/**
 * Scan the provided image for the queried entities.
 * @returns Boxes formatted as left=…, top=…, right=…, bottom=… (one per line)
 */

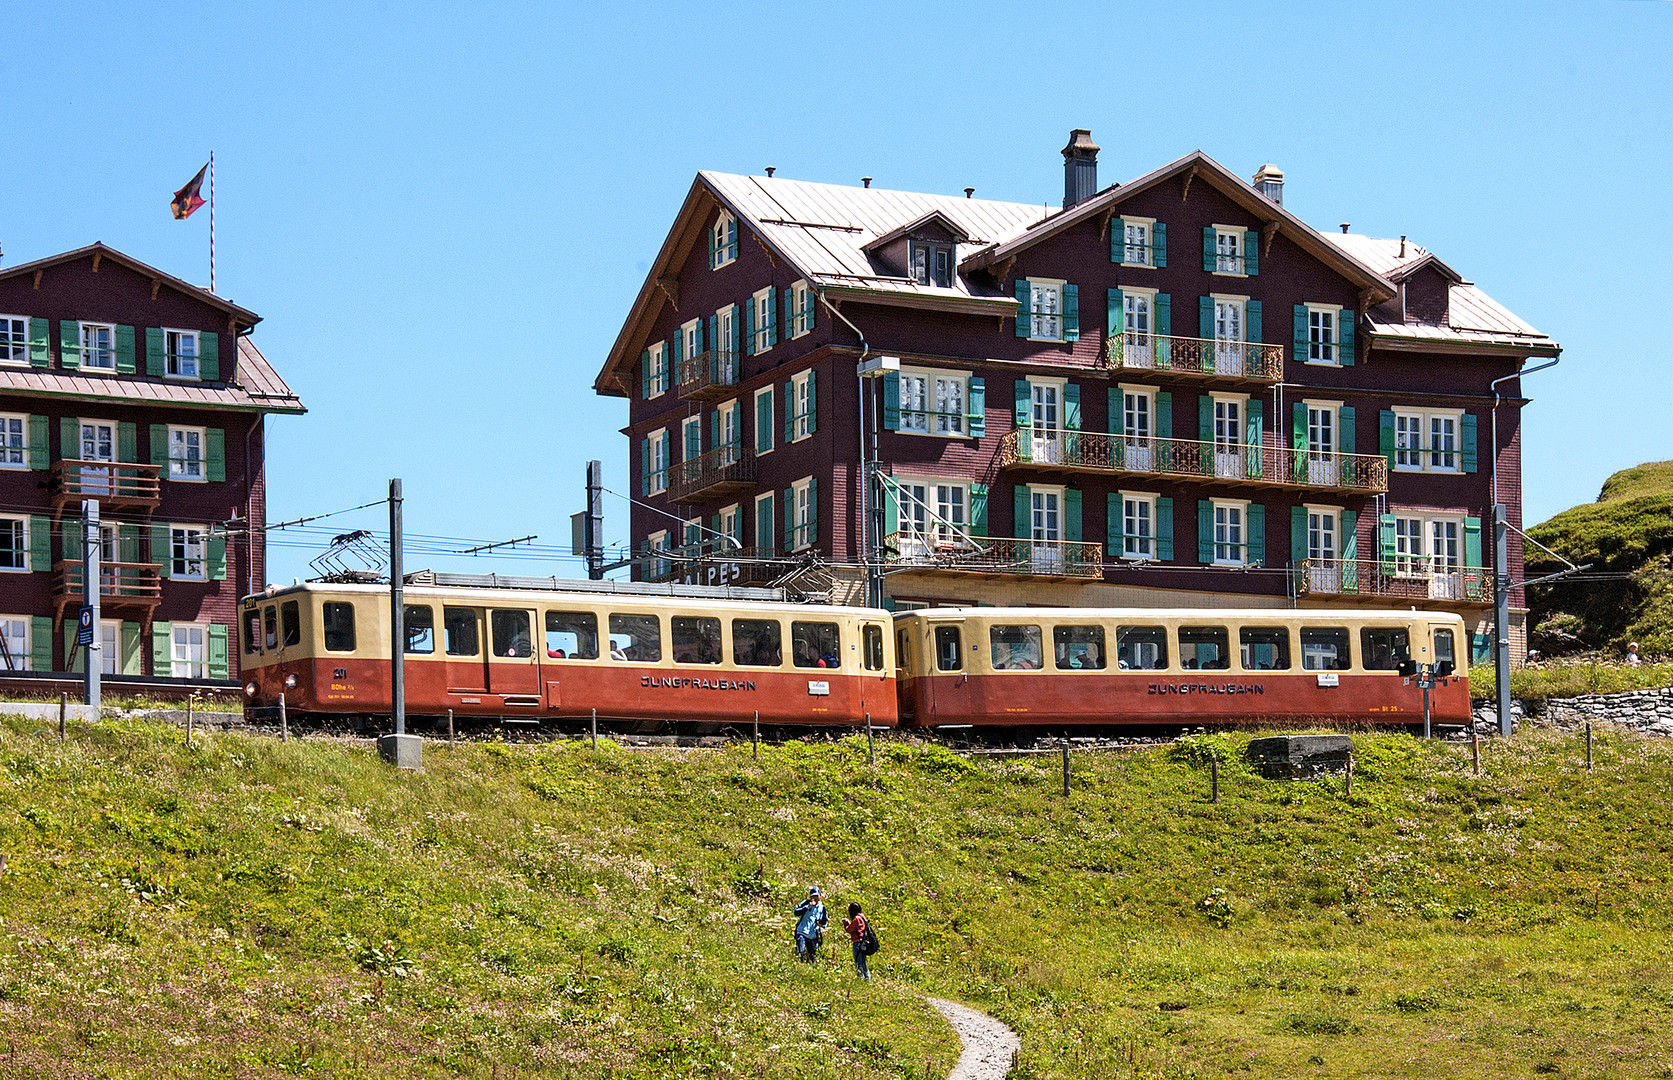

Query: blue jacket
left=795, top=899, right=827, bottom=938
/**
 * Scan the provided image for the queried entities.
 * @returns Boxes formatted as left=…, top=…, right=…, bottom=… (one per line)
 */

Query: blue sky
left=4, top=0, right=1668, bottom=583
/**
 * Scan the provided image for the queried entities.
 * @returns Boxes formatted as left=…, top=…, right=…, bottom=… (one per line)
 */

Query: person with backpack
left=843, top=901, right=877, bottom=980
left=794, top=887, right=828, bottom=963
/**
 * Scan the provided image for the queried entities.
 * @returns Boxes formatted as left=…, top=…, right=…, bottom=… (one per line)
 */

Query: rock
left=1245, top=735, right=1353, bottom=780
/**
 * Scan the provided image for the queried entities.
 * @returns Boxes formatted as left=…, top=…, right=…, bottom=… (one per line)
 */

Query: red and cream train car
left=240, top=581, right=897, bottom=727
left=893, top=607, right=1469, bottom=729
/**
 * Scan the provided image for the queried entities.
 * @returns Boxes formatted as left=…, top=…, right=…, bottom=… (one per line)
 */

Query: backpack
left=861, top=920, right=880, bottom=956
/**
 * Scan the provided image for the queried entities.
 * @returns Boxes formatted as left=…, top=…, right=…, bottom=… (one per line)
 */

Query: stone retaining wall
left=1540, top=687, right=1673, bottom=737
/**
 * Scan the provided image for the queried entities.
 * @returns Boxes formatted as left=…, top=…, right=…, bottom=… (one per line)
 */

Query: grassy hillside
left=1528, top=460, right=1673, bottom=656
left=3, top=718, right=1673, bottom=1079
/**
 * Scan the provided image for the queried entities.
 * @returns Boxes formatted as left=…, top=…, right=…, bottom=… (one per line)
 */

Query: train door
left=926, top=620, right=970, bottom=723
left=487, top=608, right=539, bottom=697
left=858, top=621, right=887, bottom=716
left=442, top=606, right=487, bottom=692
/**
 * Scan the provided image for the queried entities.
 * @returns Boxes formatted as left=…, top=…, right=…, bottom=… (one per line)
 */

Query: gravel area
left=927, top=997, right=1020, bottom=1080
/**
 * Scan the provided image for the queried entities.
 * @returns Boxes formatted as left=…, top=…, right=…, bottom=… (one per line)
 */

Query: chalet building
left=0, top=243, right=304, bottom=685
left=593, top=134, right=1556, bottom=657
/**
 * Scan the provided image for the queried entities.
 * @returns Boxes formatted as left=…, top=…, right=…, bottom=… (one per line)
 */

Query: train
left=239, top=576, right=1471, bottom=731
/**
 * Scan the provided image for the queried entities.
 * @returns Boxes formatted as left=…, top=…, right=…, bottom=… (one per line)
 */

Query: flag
left=171, top=164, right=207, bottom=220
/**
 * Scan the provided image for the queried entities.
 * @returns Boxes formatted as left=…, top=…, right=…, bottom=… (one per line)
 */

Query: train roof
left=891, top=606, right=1467, bottom=623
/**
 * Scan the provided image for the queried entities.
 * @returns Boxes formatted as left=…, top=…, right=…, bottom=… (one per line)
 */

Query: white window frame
left=1212, top=499, right=1249, bottom=567
left=715, top=304, right=738, bottom=382
left=1304, top=304, right=1338, bottom=365
left=712, top=212, right=737, bottom=269
left=0, top=412, right=26, bottom=470
left=909, top=240, right=954, bottom=288
left=752, top=287, right=774, bottom=353
left=717, top=399, right=740, bottom=455
left=1120, top=287, right=1157, bottom=367
left=896, top=476, right=970, bottom=548
left=80, top=322, right=116, bottom=370
left=1026, top=277, right=1066, bottom=342
left=753, top=387, right=775, bottom=456
left=79, top=419, right=116, bottom=467
left=1392, top=408, right=1464, bottom=473
left=790, top=477, right=814, bottom=551
left=0, top=515, right=27, bottom=572
left=754, top=492, right=775, bottom=551
left=97, top=619, right=119, bottom=676
left=647, top=429, right=670, bottom=495
left=1212, top=226, right=1246, bottom=276
left=171, top=524, right=207, bottom=581
left=1306, top=504, right=1341, bottom=562
left=167, top=425, right=206, bottom=482
left=171, top=622, right=209, bottom=679
left=0, top=315, right=28, bottom=366
left=0, top=615, right=31, bottom=670
left=717, top=503, right=741, bottom=551
left=681, top=319, right=701, bottom=364
left=897, top=367, right=969, bottom=437
left=1120, top=216, right=1156, bottom=268
left=1390, top=511, right=1466, bottom=577
left=790, top=372, right=813, bottom=442
left=790, top=281, right=812, bottom=338
left=1119, top=490, right=1157, bottom=561
left=647, top=342, right=668, bottom=399
left=647, top=529, right=670, bottom=579
left=163, top=328, right=200, bottom=380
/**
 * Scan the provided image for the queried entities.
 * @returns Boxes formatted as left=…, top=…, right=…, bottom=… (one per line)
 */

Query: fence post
left=866, top=712, right=874, bottom=766
left=58, top=691, right=67, bottom=742
left=447, top=707, right=454, bottom=749
left=591, top=708, right=598, bottom=749
left=1211, top=755, right=1219, bottom=804
left=279, top=692, right=289, bottom=742
left=1345, top=752, right=1353, bottom=797
left=186, top=692, right=194, bottom=747
left=1586, top=722, right=1593, bottom=772
left=1061, top=738, right=1071, bottom=798
left=753, top=710, right=759, bottom=760
left=1471, top=720, right=1480, bottom=776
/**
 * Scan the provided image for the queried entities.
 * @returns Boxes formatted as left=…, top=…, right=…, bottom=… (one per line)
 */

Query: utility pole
left=379, top=478, right=419, bottom=769
left=1493, top=504, right=1512, bottom=737
left=81, top=499, right=100, bottom=708
left=586, top=460, right=604, bottom=580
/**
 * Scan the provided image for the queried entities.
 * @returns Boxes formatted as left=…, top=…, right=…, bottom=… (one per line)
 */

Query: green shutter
left=1155, top=391, right=1171, bottom=439
left=1108, top=388, right=1123, bottom=437
left=27, top=415, right=48, bottom=469
left=1014, top=280, right=1031, bottom=338
left=1461, top=413, right=1478, bottom=473
left=206, top=428, right=225, bottom=482
left=29, top=515, right=49, bottom=571
left=1379, top=513, right=1397, bottom=573
left=1064, top=383, right=1081, bottom=431
left=152, top=622, right=172, bottom=676
left=783, top=380, right=794, bottom=442
left=1109, top=220, right=1121, bottom=263
left=765, top=287, right=778, bottom=347
left=805, top=286, right=817, bottom=331
left=118, top=524, right=139, bottom=564
left=1339, top=406, right=1355, bottom=454
left=1341, top=508, right=1358, bottom=562
left=685, top=419, right=700, bottom=461
left=114, top=325, right=135, bottom=374
left=200, top=331, right=220, bottom=380
left=1153, top=222, right=1167, bottom=268
left=1198, top=500, right=1214, bottom=563
left=1292, top=506, right=1309, bottom=564
left=1198, top=395, right=1213, bottom=441
left=640, top=348, right=651, bottom=398
left=28, top=318, right=50, bottom=367
left=968, top=377, right=985, bottom=437
left=117, top=422, right=136, bottom=464
left=1246, top=300, right=1261, bottom=344
left=1014, top=485, right=1030, bottom=540
left=670, top=331, right=682, bottom=370
left=150, top=424, right=169, bottom=468
left=60, top=417, right=78, bottom=461
left=1156, top=497, right=1174, bottom=560
left=636, top=439, right=647, bottom=496
left=1379, top=410, right=1396, bottom=467
left=726, top=217, right=737, bottom=261
left=1244, top=230, right=1259, bottom=276
left=1464, top=517, right=1483, bottom=568
left=32, top=616, right=53, bottom=672
left=970, top=483, right=989, bottom=537
left=808, top=477, right=819, bottom=545
left=882, top=478, right=899, bottom=538
left=709, top=410, right=719, bottom=454
left=1202, top=227, right=1217, bottom=272
left=151, top=523, right=171, bottom=578
left=805, top=372, right=817, bottom=434
left=1155, top=293, right=1172, bottom=367
left=1292, top=403, right=1309, bottom=483
left=783, top=487, right=794, bottom=551
left=744, top=296, right=757, bottom=356
left=59, top=321, right=79, bottom=370
left=1246, top=399, right=1263, bottom=480
left=707, top=220, right=718, bottom=269
left=207, top=533, right=227, bottom=580
left=757, top=493, right=774, bottom=553
left=1339, top=310, right=1355, bottom=366
left=63, top=522, right=81, bottom=562
left=1107, top=288, right=1124, bottom=355
left=1107, top=492, right=1121, bottom=552
left=782, top=287, right=795, bottom=339
left=729, top=305, right=742, bottom=358
left=705, top=314, right=716, bottom=358
left=1013, top=380, right=1030, bottom=428
left=1294, top=305, right=1309, bottom=359
left=146, top=327, right=166, bottom=377
left=882, top=370, right=900, bottom=429
left=1199, top=296, right=1213, bottom=340
left=756, top=390, right=773, bottom=453
left=1247, top=504, right=1264, bottom=565
left=1062, top=284, right=1079, bottom=341
left=1065, top=489, right=1082, bottom=543
left=120, top=622, right=143, bottom=675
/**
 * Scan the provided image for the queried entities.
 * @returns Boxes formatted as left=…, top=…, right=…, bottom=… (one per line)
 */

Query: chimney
left=1061, top=129, right=1099, bottom=209
left=861, top=176, right=872, bottom=189
left=1253, top=164, right=1284, bottom=206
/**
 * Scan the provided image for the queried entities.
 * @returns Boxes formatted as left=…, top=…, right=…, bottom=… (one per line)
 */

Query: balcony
left=998, top=430, right=1388, bottom=494
left=666, top=445, right=756, bottom=505
left=52, top=560, right=163, bottom=622
left=883, top=533, right=1105, bottom=579
left=676, top=349, right=740, bottom=401
left=1105, top=332, right=1284, bottom=385
left=50, top=459, right=162, bottom=514
left=1293, top=558, right=1490, bottom=604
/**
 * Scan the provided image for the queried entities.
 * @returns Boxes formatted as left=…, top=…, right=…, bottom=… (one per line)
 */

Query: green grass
left=1471, top=658, right=1673, bottom=702
left=3, top=719, right=1673, bottom=1078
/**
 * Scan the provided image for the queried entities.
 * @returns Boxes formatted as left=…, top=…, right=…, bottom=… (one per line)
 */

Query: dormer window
left=909, top=241, right=953, bottom=288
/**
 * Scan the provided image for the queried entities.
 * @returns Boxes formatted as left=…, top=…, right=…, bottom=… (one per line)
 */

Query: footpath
left=928, top=998, right=1021, bottom=1080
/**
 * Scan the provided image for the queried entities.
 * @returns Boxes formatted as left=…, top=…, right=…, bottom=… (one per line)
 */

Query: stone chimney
left=1062, top=129, right=1099, bottom=210
left=1253, top=164, right=1284, bottom=206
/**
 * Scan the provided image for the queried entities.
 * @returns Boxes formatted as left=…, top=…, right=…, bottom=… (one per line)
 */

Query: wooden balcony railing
left=666, top=444, right=755, bottom=505
left=998, top=430, right=1388, bottom=493
left=52, top=561, right=164, bottom=618
left=1105, top=332, right=1285, bottom=383
left=882, top=533, right=1105, bottom=579
left=676, top=349, right=739, bottom=401
left=50, top=459, right=162, bottom=512
left=1293, top=558, right=1490, bottom=603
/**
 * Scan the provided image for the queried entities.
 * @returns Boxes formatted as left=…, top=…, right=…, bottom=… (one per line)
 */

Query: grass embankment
left=1470, top=658, right=1673, bottom=703
left=3, top=719, right=1673, bottom=1079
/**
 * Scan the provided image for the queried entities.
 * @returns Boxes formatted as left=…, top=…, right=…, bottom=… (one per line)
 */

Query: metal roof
left=0, top=334, right=306, bottom=414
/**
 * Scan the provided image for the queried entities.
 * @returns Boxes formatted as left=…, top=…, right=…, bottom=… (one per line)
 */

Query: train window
left=1240, top=627, right=1291, bottom=670
left=264, top=606, right=278, bottom=650
left=322, top=602, right=356, bottom=653
left=444, top=607, right=480, bottom=656
left=792, top=622, right=841, bottom=669
left=672, top=616, right=723, bottom=664
left=492, top=610, right=532, bottom=658
left=545, top=611, right=599, bottom=659
left=404, top=605, right=435, bottom=654
left=243, top=610, right=261, bottom=655
left=990, top=625, right=1043, bottom=670
left=608, top=613, right=661, bottom=662
left=1116, top=626, right=1168, bottom=670
left=863, top=624, right=885, bottom=672
left=934, top=626, right=962, bottom=671
left=1301, top=627, right=1351, bottom=670
left=1434, top=628, right=1456, bottom=667
left=1179, top=627, right=1231, bottom=670
left=281, top=601, right=300, bottom=647
left=1053, top=625, right=1106, bottom=670
left=897, top=628, right=912, bottom=672
left=1360, top=627, right=1411, bottom=671
left=732, top=619, right=783, bottom=667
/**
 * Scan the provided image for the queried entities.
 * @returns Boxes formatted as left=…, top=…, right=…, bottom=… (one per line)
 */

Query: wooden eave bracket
left=150, top=278, right=162, bottom=300
left=90, top=252, right=102, bottom=272
left=1261, top=220, right=1279, bottom=256
left=1098, top=206, right=1117, bottom=243
left=1357, top=288, right=1374, bottom=316
left=753, top=231, right=778, bottom=267
left=656, top=275, right=680, bottom=310
left=991, top=256, right=1015, bottom=283
left=31, top=270, right=41, bottom=290
left=227, top=315, right=240, bottom=335
left=1180, top=166, right=1198, bottom=202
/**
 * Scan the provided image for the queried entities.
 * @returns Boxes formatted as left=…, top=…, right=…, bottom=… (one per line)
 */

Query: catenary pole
left=389, top=478, right=404, bottom=736
left=83, top=499, right=100, bottom=708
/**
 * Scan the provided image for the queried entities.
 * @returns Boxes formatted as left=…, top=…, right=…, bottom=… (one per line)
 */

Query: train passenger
left=794, top=887, right=828, bottom=962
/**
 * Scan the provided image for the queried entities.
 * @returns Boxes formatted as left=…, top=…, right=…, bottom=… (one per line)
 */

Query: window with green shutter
left=967, top=377, right=985, bottom=437
left=114, top=325, right=136, bottom=374
left=1013, top=280, right=1031, bottom=338
left=970, top=483, right=988, bottom=537
left=200, top=331, right=220, bottom=381
left=1062, top=284, right=1079, bottom=342
left=1156, top=496, right=1174, bottom=560
left=28, top=318, right=50, bottom=367
left=882, top=370, right=900, bottom=430
left=152, top=621, right=172, bottom=675
left=755, top=388, right=774, bottom=454
left=59, top=321, right=80, bottom=370
left=31, top=616, right=53, bottom=672
left=26, top=415, right=48, bottom=470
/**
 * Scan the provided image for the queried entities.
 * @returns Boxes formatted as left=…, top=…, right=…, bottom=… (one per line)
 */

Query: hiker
left=843, top=902, right=872, bottom=980
left=1626, top=642, right=1643, bottom=667
left=794, top=887, right=827, bottom=962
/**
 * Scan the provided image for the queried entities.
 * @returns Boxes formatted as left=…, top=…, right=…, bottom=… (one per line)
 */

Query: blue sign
left=76, top=606, right=94, bottom=647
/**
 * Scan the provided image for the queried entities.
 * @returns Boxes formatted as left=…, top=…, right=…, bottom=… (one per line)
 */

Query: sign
left=76, top=606, right=94, bottom=647
left=807, top=681, right=830, bottom=696
left=1316, top=672, right=1340, bottom=688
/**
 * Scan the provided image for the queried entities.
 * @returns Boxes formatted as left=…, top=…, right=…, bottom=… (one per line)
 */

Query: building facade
left=0, top=243, right=304, bottom=685
left=594, top=137, right=1555, bottom=656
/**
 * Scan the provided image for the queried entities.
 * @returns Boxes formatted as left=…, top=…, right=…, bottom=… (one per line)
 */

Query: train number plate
left=807, top=681, right=830, bottom=696
left=1316, top=673, right=1340, bottom=687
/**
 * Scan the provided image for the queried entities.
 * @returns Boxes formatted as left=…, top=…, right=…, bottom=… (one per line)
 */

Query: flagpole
left=208, top=151, right=216, bottom=294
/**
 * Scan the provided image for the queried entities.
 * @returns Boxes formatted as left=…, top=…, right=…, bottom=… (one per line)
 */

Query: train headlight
left=244, top=683, right=256, bottom=697
left=284, top=674, right=298, bottom=689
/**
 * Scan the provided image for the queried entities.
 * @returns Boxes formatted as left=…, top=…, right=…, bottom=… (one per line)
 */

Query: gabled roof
left=861, top=210, right=972, bottom=252
left=0, top=242, right=262, bottom=327
left=958, top=150, right=1397, bottom=302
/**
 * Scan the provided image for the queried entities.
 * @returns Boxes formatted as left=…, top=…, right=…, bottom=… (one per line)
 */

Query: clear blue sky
left=4, top=0, right=1667, bottom=584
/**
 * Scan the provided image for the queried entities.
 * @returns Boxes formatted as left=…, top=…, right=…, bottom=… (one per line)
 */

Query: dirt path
left=927, top=997, right=1020, bottom=1080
